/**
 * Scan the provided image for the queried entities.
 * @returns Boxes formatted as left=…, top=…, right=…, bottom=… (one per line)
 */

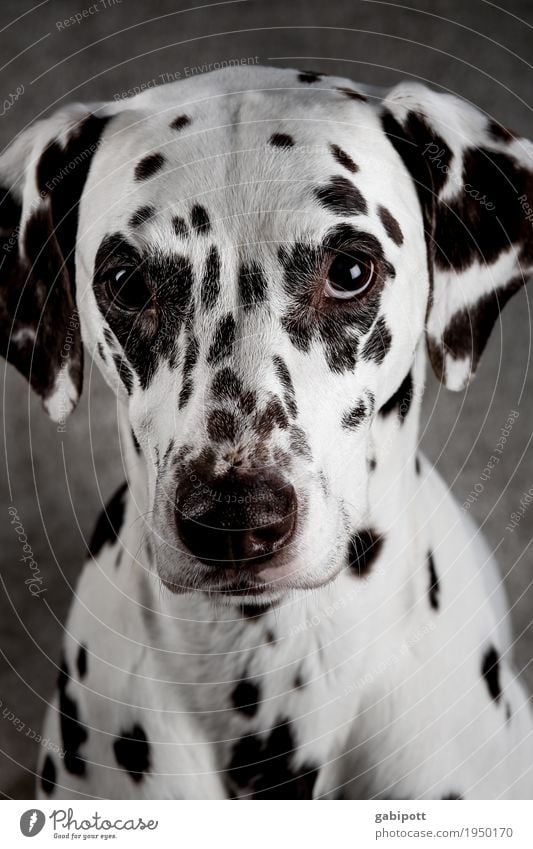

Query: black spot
left=314, top=175, right=367, bottom=216
left=207, top=314, right=236, bottom=365
left=379, top=370, right=413, bottom=421
left=207, top=408, right=238, bottom=442
left=239, top=602, right=272, bottom=619
left=361, top=317, right=392, bottom=364
left=368, top=456, right=377, bottom=472
left=505, top=702, right=512, bottom=722
left=76, top=645, right=87, bottom=679
left=131, top=429, right=141, bottom=454
left=336, top=86, right=368, bottom=102
left=298, top=70, right=321, bottom=84
left=269, top=133, right=295, bottom=149
left=134, top=152, right=165, bottom=181
left=427, top=551, right=440, bottom=610
left=273, top=356, right=297, bottom=418
left=191, top=204, right=211, bottom=233
left=112, top=353, right=134, bottom=394
left=96, top=342, right=106, bottom=361
left=254, top=398, right=289, bottom=437
left=442, top=792, right=463, bottom=800
left=378, top=205, right=404, bottom=246
left=289, top=424, right=312, bottom=459
left=231, top=680, right=261, bottom=717
left=330, top=143, right=358, bottom=174
left=172, top=216, right=189, bottom=237
left=41, top=755, right=56, bottom=796
left=170, top=114, right=191, bottom=131
left=415, top=455, right=421, bottom=475
left=293, top=672, right=305, bottom=689
left=238, top=261, right=267, bottom=308
left=488, top=120, right=515, bottom=143
left=129, top=205, right=155, bottom=228
left=342, top=400, right=367, bottom=430
left=88, top=482, right=128, bottom=558
left=113, top=724, right=151, bottom=783
left=227, top=719, right=319, bottom=798
left=103, top=327, right=114, bottom=347
left=347, top=529, right=383, bottom=576
left=481, top=645, right=502, bottom=704
left=58, top=658, right=87, bottom=775
left=178, top=333, right=199, bottom=409
left=201, top=245, right=221, bottom=310
left=212, top=367, right=243, bottom=401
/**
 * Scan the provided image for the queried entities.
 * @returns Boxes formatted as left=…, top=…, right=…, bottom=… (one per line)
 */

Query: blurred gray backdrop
left=1, top=0, right=532, bottom=799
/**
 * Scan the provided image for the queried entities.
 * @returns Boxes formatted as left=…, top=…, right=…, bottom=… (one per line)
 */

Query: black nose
left=175, top=471, right=297, bottom=567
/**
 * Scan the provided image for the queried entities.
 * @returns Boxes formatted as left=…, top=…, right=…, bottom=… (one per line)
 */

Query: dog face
left=2, top=67, right=532, bottom=600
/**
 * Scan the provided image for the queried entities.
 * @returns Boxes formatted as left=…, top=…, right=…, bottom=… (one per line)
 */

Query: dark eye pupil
left=328, top=255, right=371, bottom=293
left=109, top=269, right=150, bottom=310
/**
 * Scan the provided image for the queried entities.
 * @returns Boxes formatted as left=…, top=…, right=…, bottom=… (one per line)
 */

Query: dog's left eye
left=325, top=253, right=376, bottom=300
left=106, top=268, right=152, bottom=312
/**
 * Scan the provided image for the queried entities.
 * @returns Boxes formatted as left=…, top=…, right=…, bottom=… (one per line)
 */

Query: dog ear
left=382, top=83, right=533, bottom=390
left=0, top=105, right=109, bottom=420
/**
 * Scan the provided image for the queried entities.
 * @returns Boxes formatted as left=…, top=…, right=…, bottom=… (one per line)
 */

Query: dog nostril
left=175, top=473, right=297, bottom=567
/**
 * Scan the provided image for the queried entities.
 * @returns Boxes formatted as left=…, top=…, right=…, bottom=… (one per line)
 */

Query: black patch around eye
left=207, top=314, right=236, bottom=365
left=481, top=645, right=502, bottom=704
left=172, top=216, right=189, bottom=238
left=76, top=645, right=87, bottom=678
left=170, top=114, right=191, bottom=131
left=112, top=353, right=135, bottom=394
left=207, top=408, right=238, bottom=442
left=231, top=680, right=261, bottom=717
left=191, top=204, right=211, bottom=233
left=41, top=754, right=56, bottom=796
left=201, top=245, right=221, bottom=310
left=427, top=551, right=440, bottom=610
left=273, top=356, right=297, bottom=418
left=330, top=143, right=358, bottom=174
left=347, top=529, right=383, bottom=576
left=269, top=133, right=295, bottom=148
left=178, top=333, right=199, bottom=409
left=314, top=175, right=367, bottom=216
left=379, top=370, right=413, bottom=421
left=378, top=205, right=404, bottom=246
left=342, top=401, right=367, bottom=430
left=88, top=482, right=128, bottom=559
left=298, top=70, right=322, bottom=83
left=212, top=367, right=243, bottom=401
left=134, top=152, right=166, bottom=181
left=129, top=205, right=155, bottom=228
left=58, top=657, right=87, bottom=776
left=335, top=86, right=368, bottom=102
left=113, top=724, right=151, bottom=783
left=238, top=261, right=267, bottom=308
left=361, top=317, right=392, bottom=364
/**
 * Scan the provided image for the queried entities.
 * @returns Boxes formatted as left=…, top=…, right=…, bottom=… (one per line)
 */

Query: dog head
left=2, top=67, right=531, bottom=600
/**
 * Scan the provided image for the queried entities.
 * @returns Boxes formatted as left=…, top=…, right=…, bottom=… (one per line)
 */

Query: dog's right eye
left=106, top=268, right=152, bottom=312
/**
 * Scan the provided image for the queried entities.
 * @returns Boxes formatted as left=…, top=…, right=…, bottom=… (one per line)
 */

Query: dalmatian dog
left=1, top=65, right=532, bottom=800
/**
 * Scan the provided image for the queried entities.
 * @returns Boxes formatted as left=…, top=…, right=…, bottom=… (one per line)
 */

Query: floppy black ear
left=382, top=82, right=533, bottom=390
left=0, top=106, right=109, bottom=420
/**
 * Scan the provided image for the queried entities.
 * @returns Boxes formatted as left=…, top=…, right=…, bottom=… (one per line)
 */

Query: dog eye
left=325, top=253, right=376, bottom=300
left=106, top=268, right=152, bottom=312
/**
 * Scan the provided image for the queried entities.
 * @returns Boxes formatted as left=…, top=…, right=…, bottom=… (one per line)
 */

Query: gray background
left=1, top=0, right=532, bottom=799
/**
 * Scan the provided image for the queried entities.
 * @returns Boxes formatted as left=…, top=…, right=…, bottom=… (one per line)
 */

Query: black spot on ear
left=314, top=175, right=367, bottom=216
left=232, top=680, right=261, bottom=717
left=58, top=658, right=87, bottom=775
left=378, top=205, right=404, bottom=246
left=113, top=724, right=151, bottom=783
left=269, top=133, right=295, bottom=148
left=298, top=70, right=321, bottom=83
left=170, top=114, right=191, bottom=131
left=238, top=261, right=268, bottom=308
left=482, top=645, right=502, bottom=704
left=172, top=216, right=189, bottom=237
left=379, top=370, right=413, bottom=421
left=427, top=551, right=440, bottom=610
left=347, top=529, right=383, bottom=576
left=178, top=333, right=199, bottom=409
left=207, top=408, right=238, bottom=442
left=88, top=482, right=128, bottom=558
left=134, top=152, right=166, bottom=181
left=201, top=245, right=221, bottom=310
left=76, top=645, right=87, bottom=679
left=330, top=144, right=358, bottom=174
left=207, top=314, right=236, bottom=365
left=129, top=205, right=155, bottom=228
left=342, top=400, right=367, bottom=430
left=191, top=204, right=211, bottom=233
left=41, top=755, right=56, bottom=796
left=442, top=792, right=463, bottom=800
left=273, top=356, right=297, bottom=418
left=336, top=86, right=368, bottom=102
left=362, top=317, right=392, bottom=364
